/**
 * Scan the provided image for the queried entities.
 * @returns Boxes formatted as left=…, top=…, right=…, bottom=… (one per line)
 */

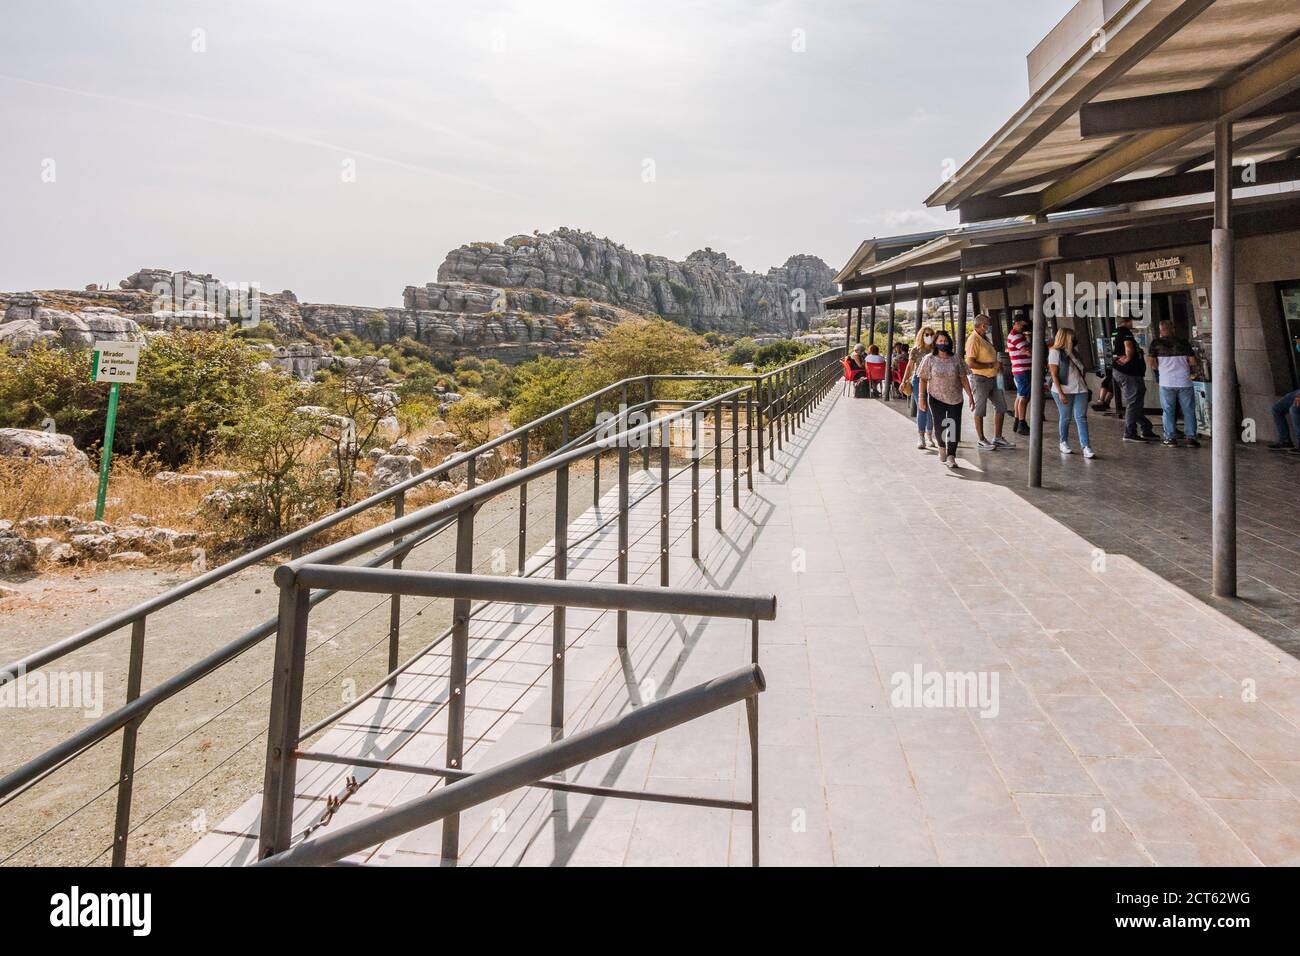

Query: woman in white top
left=1047, top=327, right=1095, bottom=459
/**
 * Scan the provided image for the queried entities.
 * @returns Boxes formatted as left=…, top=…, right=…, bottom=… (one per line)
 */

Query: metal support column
left=956, top=274, right=969, bottom=359
left=110, top=618, right=146, bottom=866
left=731, top=393, right=740, bottom=509
left=642, top=380, right=652, bottom=472
left=690, top=412, right=700, bottom=559
left=517, top=435, right=529, bottom=575
left=883, top=285, right=897, bottom=402
left=745, top=386, right=754, bottom=491
left=1212, top=118, right=1237, bottom=598
left=713, top=401, right=723, bottom=531
left=617, top=443, right=629, bottom=647
left=387, top=490, right=405, bottom=672
left=552, top=466, right=568, bottom=734
left=441, top=507, right=475, bottom=862
left=659, top=422, right=670, bottom=586
left=1028, top=261, right=1048, bottom=488
left=259, top=579, right=311, bottom=858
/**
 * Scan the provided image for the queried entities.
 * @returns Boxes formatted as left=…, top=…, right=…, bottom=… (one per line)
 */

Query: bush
left=727, top=337, right=758, bottom=366
left=753, top=340, right=809, bottom=369
left=446, top=394, right=502, bottom=447
left=219, top=390, right=333, bottom=538
left=0, top=333, right=278, bottom=469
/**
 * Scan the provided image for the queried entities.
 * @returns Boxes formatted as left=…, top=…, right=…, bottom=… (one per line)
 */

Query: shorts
left=970, top=374, right=1007, bottom=417
left=1012, top=372, right=1031, bottom=398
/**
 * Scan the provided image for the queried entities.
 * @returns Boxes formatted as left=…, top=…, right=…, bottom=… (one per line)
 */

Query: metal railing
left=0, top=345, right=845, bottom=866
left=258, top=569, right=772, bottom=866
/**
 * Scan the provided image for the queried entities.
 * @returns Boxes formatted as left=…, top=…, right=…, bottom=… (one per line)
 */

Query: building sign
left=90, top=341, right=141, bottom=384
left=1135, top=255, right=1192, bottom=285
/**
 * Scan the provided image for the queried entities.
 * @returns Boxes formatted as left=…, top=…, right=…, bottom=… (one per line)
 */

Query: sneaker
left=1059, top=441, right=1072, bottom=454
left=1083, top=446, right=1096, bottom=459
left=976, top=438, right=996, bottom=451
left=1161, top=438, right=1178, bottom=447
left=1090, top=402, right=1108, bottom=412
left=944, top=455, right=958, bottom=469
left=1186, top=437, right=1201, bottom=448
left=928, top=436, right=940, bottom=449
left=917, top=438, right=927, bottom=450
left=993, top=436, right=1016, bottom=449
left=1016, top=420, right=1031, bottom=435
left=1122, top=434, right=1150, bottom=443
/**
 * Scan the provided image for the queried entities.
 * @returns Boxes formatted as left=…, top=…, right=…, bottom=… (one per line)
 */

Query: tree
left=581, top=318, right=712, bottom=384
left=317, top=360, right=393, bottom=506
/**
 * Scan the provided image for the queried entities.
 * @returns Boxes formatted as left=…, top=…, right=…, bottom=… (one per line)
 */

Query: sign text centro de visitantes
left=91, top=340, right=141, bottom=384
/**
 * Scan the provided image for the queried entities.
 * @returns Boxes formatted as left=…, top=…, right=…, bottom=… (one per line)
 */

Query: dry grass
left=0, top=456, right=214, bottom=532
left=0, top=414, right=525, bottom=572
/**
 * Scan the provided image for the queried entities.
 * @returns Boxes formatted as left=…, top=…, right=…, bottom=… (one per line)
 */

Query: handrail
left=0, top=344, right=844, bottom=867
left=0, top=360, right=814, bottom=682
left=287, top=565, right=779, bottom=621
left=256, top=664, right=766, bottom=867
left=281, top=383, right=756, bottom=573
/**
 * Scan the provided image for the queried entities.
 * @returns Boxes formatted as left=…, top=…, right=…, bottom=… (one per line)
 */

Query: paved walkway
left=184, top=391, right=1300, bottom=866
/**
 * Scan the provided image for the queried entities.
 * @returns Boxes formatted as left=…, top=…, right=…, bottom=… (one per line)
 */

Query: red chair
left=842, top=357, right=864, bottom=396
left=865, top=361, right=887, bottom=397
left=890, top=361, right=907, bottom=398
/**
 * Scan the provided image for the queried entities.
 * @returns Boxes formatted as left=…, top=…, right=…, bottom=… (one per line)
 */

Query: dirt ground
left=0, top=470, right=578, bottom=866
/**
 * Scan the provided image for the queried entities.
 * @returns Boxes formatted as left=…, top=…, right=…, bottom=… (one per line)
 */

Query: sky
left=0, top=0, right=1078, bottom=306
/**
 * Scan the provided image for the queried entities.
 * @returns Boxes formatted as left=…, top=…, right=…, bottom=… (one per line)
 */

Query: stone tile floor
left=184, top=389, right=1300, bottom=866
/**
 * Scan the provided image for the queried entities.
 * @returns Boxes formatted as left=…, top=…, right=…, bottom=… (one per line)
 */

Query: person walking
left=904, top=326, right=939, bottom=450
left=1269, top=387, right=1300, bottom=453
left=965, top=313, right=1015, bottom=450
left=1004, top=314, right=1034, bottom=435
left=1048, top=327, right=1096, bottom=459
left=1147, top=318, right=1201, bottom=448
left=1111, top=315, right=1156, bottom=442
left=917, top=329, right=974, bottom=471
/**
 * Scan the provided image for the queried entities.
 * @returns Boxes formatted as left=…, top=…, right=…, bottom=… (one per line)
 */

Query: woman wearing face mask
left=904, top=326, right=939, bottom=450
left=1048, top=327, right=1096, bottom=459
left=917, top=329, right=975, bottom=470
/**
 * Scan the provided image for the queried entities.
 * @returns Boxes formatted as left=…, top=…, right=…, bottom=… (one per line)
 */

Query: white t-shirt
left=865, top=354, right=885, bottom=365
left=1048, top=348, right=1087, bottom=394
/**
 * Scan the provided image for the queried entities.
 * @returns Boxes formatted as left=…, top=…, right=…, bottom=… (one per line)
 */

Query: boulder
left=69, top=533, right=115, bottom=560
left=0, top=429, right=93, bottom=472
left=0, top=532, right=37, bottom=573
left=369, top=454, right=422, bottom=492
left=17, top=514, right=79, bottom=533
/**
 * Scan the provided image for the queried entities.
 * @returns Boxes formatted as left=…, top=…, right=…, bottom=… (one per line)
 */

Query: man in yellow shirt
left=964, top=314, right=1014, bottom=450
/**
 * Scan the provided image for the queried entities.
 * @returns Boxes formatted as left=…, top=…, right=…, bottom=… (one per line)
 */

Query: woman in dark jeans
left=917, top=329, right=975, bottom=470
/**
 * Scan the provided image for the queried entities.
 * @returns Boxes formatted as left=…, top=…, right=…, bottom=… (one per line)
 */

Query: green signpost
left=90, top=341, right=141, bottom=521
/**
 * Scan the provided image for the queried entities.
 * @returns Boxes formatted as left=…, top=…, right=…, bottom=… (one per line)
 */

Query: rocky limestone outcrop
left=0, top=428, right=93, bottom=473
left=1, top=233, right=835, bottom=368
left=433, top=229, right=837, bottom=336
left=0, top=299, right=146, bottom=352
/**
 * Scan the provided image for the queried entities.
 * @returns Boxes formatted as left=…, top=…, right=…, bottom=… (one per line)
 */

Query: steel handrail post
left=258, top=574, right=312, bottom=858
left=442, top=507, right=475, bottom=863
left=109, top=617, right=146, bottom=866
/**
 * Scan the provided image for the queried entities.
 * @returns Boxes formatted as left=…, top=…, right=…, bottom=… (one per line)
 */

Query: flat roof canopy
left=928, top=0, right=1300, bottom=223
left=823, top=273, right=1013, bottom=310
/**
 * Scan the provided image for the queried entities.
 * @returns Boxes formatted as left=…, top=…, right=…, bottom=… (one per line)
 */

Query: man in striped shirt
left=1004, top=314, right=1034, bottom=436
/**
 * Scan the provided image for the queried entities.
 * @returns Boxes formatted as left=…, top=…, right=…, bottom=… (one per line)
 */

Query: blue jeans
left=913, top=376, right=932, bottom=433
left=1053, top=391, right=1090, bottom=448
left=1160, top=385, right=1196, bottom=441
left=1272, top=388, right=1300, bottom=446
